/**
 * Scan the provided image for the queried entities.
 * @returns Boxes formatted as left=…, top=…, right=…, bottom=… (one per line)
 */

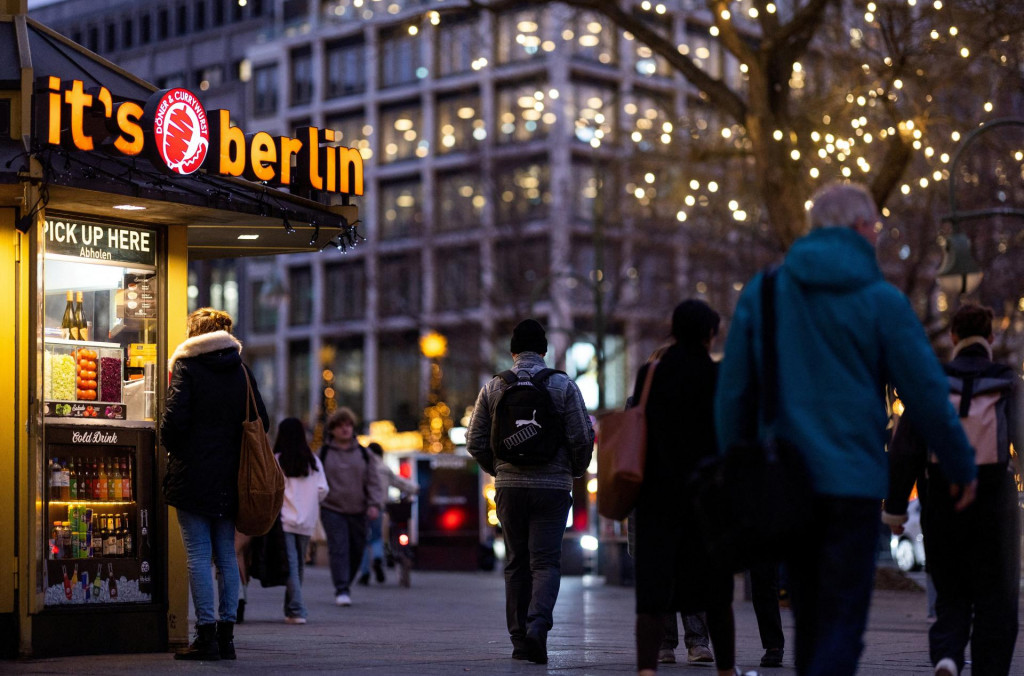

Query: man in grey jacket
left=467, top=319, right=594, bottom=664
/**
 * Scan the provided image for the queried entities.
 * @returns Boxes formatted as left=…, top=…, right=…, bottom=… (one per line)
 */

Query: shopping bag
left=596, top=362, right=657, bottom=521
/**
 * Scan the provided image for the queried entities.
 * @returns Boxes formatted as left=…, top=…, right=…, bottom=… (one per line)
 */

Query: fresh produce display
left=99, top=357, right=121, bottom=402
left=75, top=349, right=99, bottom=401
left=52, top=353, right=77, bottom=401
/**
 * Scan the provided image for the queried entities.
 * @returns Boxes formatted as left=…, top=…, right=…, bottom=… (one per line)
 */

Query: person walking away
left=467, top=319, right=594, bottom=664
left=749, top=562, right=785, bottom=667
left=658, top=613, right=715, bottom=665
left=885, top=302, right=1021, bottom=676
left=632, top=300, right=754, bottom=676
left=319, top=407, right=384, bottom=607
left=715, top=182, right=977, bottom=676
left=275, top=417, right=329, bottom=624
left=358, top=442, right=418, bottom=586
left=162, top=308, right=269, bottom=660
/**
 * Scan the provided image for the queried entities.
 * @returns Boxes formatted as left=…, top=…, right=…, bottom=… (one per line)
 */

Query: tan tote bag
left=597, top=361, right=657, bottom=521
left=236, top=367, right=285, bottom=537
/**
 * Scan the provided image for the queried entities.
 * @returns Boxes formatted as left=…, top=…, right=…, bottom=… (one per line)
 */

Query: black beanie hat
left=510, top=319, right=548, bottom=355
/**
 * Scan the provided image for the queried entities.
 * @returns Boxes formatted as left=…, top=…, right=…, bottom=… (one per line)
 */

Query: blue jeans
left=359, top=512, right=384, bottom=576
left=284, top=532, right=310, bottom=619
left=786, top=496, right=879, bottom=676
left=495, top=487, right=571, bottom=645
left=176, top=508, right=239, bottom=625
left=320, top=507, right=368, bottom=595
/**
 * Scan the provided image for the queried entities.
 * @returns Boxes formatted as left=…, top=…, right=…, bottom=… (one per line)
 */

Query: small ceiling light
left=113, top=204, right=147, bottom=211
left=237, top=234, right=260, bottom=240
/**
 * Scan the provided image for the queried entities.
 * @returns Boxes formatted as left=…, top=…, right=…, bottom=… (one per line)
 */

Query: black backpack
left=490, top=368, right=564, bottom=466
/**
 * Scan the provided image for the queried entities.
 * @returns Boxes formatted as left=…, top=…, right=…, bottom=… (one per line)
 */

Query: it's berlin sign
left=41, top=77, right=363, bottom=196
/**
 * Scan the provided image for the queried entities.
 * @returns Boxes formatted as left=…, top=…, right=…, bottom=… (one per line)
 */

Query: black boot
left=373, top=557, right=386, bottom=583
left=235, top=598, right=246, bottom=624
left=174, top=623, right=220, bottom=661
left=217, top=621, right=236, bottom=660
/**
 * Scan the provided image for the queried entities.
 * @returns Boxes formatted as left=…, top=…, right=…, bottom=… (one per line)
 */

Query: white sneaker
left=935, top=658, right=958, bottom=676
left=284, top=616, right=307, bottom=624
left=335, top=593, right=352, bottom=606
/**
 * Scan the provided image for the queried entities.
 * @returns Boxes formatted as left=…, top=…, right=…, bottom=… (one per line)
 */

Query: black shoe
left=216, top=621, right=236, bottom=660
left=235, top=598, right=245, bottom=624
left=760, top=647, right=784, bottom=668
left=512, top=647, right=530, bottom=660
left=357, top=572, right=370, bottom=586
left=174, top=624, right=220, bottom=661
left=525, top=630, right=547, bottom=664
left=373, top=558, right=386, bottom=583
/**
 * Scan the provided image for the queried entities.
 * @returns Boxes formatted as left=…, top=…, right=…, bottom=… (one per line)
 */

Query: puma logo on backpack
left=491, top=368, right=564, bottom=465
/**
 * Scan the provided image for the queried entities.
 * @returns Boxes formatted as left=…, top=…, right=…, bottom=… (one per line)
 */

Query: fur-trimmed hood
left=168, top=330, right=243, bottom=372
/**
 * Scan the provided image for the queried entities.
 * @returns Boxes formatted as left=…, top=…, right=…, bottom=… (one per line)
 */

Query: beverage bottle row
left=59, top=290, right=90, bottom=341
left=51, top=509, right=134, bottom=559
left=62, top=561, right=120, bottom=601
left=49, top=455, right=133, bottom=502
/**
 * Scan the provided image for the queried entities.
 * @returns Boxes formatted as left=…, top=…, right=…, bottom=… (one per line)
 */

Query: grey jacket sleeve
left=559, top=376, right=595, bottom=478
left=466, top=382, right=496, bottom=476
left=364, top=451, right=386, bottom=512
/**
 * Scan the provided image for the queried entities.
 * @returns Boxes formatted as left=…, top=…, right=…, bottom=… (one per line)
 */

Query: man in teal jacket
left=715, top=182, right=977, bottom=676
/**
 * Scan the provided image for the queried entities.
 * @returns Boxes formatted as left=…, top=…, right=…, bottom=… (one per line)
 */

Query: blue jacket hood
left=785, top=226, right=882, bottom=292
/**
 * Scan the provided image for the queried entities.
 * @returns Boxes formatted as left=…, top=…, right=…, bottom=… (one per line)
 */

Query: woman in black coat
left=633, top=300, right=744, bottom=676
left=161, top=308, right=269, bottom=661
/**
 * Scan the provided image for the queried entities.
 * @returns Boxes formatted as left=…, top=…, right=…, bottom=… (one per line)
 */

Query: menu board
left=122, top=274, right=157, bottom=320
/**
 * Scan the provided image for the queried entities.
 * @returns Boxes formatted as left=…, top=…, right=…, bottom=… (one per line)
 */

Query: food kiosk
left=0, top=1, right=361, bottom=657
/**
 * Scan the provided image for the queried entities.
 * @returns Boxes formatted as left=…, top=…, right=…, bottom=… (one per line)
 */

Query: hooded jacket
left=716, top=226, right=976, bottom=499
left=466, top=352, right=595, bottom=490
left=161, top=330, right=270, bottom=517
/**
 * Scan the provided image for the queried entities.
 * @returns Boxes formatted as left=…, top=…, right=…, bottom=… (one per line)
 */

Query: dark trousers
left=495, top=487, right=572, bottom=646
left=786, top=496, right=879, bottom=676
left=320, top=507, right=368, bottom=596
left=925, top=466, right=1020, bottom=676
left=661, top=612, right=710, bottom=650
left=750, top=561, right=785, bottom=650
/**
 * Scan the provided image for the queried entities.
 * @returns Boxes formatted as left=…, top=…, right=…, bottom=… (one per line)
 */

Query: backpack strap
left=957, top=376, right=974, bottom=418
left=496, top=370, right=517, bottom=385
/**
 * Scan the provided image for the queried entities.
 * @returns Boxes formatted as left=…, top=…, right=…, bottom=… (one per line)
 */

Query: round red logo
left=150, top=88, right=209, bottom=175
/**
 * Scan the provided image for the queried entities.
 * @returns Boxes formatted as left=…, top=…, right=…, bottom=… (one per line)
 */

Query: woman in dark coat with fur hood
left=161, top=308, right=269, bottom=661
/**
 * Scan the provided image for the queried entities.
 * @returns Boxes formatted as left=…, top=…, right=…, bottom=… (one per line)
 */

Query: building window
left=494, top=236, right=549, bottom=306
left=231, top=0, right=245, bottom=21
left=105, top=22, right=117, bottom=52
left=122, top=18, right=134, bottom=49
left=157, top=8, right=169, bottom=40
left=157, top=73, right=187, bottom=88
left=213, top=0, right=225, bottom=26
left=379, top=27, right=421, bottom=89
left=141, top=15, right=151, bottom=43
left=379, top=102, right=423, bottom=164
left=437, top=247, right=481, bottom=311
left=379, top=179, right=423, bottom=240
left=324, top=260, right=366, bottom=322
left=496, top=81, right=553, bottom=145
left=634, top=245, right=676, bottom=310
left=378, top=254, right=421, bottom=317
left=251, top=280, right=278, bottom=333
left=325, top=38, right=366, bottom=98
left=253, top=64, right=278, bottom=116
left=288, top=266, right=313, bottom=326
left=569, top=235, right=622, bottom=310
left=325, top=111, right=372, bottom=166
left=324, top=335, right=364, bottom=423
left=87, top=26, right=98, bottom=51
left=247, top=351, right=278, bottom=419
left=436, top=170, right=484, bottom=233
left=569, top=10, right=617, bottom=66
left=624, top=88, right=675, bottom=153
left=496, top=8, right=545, bottom=64
left=287, top=340, right=311, bottom=420
left=377, top=331, right=420, bottom=431
left=176, top=4, right=188, bottom=36
left=436, top=89, right=483, bottom=155
left=494, top=160, right=550, bottom=226
left=437, top=13, right=480, bottom=77
left=194, top=0, right=206, bottom=30
left=571, top=79, right=617, bottom=147
left=290, top=47, right=314, bottom=106
left=196, top=65, right=224, bottom=91
left=251, top=0, right=265, bottom=17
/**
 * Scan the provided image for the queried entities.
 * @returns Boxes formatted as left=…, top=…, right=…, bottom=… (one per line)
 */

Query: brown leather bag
left=236, top=367, right=285, bottom=537
left=596, top=361, right=657, bottom=521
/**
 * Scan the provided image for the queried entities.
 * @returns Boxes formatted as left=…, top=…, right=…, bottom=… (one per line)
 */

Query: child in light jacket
left=274, top=418, right=329, bottom=624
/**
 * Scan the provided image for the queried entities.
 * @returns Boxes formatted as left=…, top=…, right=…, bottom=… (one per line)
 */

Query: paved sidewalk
left=4, top=563, right=1022, bottom=674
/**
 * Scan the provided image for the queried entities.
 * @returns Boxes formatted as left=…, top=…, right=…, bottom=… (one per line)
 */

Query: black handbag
left=688, top=267, right=814, bottom=573
left=248, top=516, right=290, bottom=588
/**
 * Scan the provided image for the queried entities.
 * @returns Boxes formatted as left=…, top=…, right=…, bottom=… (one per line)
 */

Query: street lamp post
left=936, top=118, right=1024, bottom=296
left=419, top=330, right=454, bottom=453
